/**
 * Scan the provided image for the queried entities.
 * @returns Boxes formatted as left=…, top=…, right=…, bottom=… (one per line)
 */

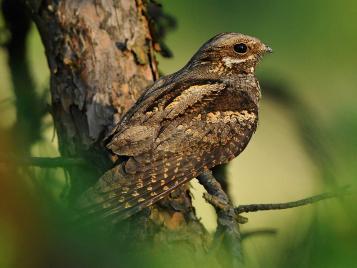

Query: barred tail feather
left=77, top=145, right=226, bottom=223
left=76, top=156, right=200, bottom=221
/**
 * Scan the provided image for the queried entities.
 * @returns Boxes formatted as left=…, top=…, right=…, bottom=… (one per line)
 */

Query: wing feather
left=78, top=82, right=258, bottom=222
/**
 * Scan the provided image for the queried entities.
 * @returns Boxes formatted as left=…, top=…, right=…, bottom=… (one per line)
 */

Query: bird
left=77, top=32, right=272, bottom=223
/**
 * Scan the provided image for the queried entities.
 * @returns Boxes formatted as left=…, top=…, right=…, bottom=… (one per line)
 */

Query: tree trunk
left=27, top=0, right=207, bottom=249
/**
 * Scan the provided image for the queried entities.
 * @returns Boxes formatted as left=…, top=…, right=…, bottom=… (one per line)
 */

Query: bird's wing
left=106, top=78, right=224, bottom=155
left=78, top=82, right=258, bottom=222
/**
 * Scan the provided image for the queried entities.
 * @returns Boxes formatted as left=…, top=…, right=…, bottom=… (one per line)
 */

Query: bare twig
left=235, top=186, right=349, bottom=214
left=241, top=228, right=277, bottom=240
left=0, top=154, right=86, bottom=168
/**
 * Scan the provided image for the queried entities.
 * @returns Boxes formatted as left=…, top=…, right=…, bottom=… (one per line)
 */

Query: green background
left=0, top=0, right=356, bottom=267
left=157, top=1, right=357, bottom=267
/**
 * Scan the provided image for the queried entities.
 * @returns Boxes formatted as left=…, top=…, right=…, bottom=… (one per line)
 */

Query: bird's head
left=190, top=32, right=272, bottom=75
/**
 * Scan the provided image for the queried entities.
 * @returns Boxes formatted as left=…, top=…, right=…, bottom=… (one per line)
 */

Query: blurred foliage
left=0, top=0, right=356, bottom=267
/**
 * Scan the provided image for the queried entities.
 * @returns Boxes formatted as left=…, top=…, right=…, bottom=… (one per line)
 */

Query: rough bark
left=27, top=0, right=207, bottom=249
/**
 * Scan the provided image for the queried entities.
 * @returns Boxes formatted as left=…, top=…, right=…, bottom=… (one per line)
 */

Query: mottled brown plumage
left=77, top=32, right=272, bottom=222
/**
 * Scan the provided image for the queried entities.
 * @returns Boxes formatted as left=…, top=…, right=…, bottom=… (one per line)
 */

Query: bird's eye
left=234, top=43, right=247, bottom=54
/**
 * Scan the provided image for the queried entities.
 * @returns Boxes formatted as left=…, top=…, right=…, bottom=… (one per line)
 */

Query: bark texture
left=30, top=0, right=159, bottom=186
left=27, top=0, right=207, bottom=249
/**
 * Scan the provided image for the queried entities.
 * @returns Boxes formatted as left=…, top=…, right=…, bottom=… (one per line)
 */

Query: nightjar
left=78, top=32, right=272, bottom=222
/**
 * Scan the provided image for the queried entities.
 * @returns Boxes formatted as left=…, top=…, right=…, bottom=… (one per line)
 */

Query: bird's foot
left=202, top=192, right=248, bottom=224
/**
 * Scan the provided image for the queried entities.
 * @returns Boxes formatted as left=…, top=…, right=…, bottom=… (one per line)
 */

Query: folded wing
left=78, top=81, right=258, bottom=222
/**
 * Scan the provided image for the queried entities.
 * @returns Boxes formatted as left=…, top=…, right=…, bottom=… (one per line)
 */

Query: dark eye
left=234, top=43, right=247, bottom=54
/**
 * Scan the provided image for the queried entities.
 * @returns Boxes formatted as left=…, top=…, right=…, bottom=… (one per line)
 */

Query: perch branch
left=241, top=228, right=277, bottom=240
left=197, top=170, right=243, bottom=265
left=0, top=154, right=86, bottom=168
left=235, top=186, right=349, bottom=214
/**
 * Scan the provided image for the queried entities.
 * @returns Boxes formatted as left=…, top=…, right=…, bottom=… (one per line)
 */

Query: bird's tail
left=75, top=161, right=196, bottom=224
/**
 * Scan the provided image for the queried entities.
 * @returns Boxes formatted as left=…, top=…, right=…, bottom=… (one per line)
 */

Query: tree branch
left=2, top=0, right=47, bottom=153
left=241, top=228, right=277, bottom=240
left=235, top=186, right=349, bottom=214
left=197, top=170, right=243, bottom=265
left=0, top=154, right=86, bottom=168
